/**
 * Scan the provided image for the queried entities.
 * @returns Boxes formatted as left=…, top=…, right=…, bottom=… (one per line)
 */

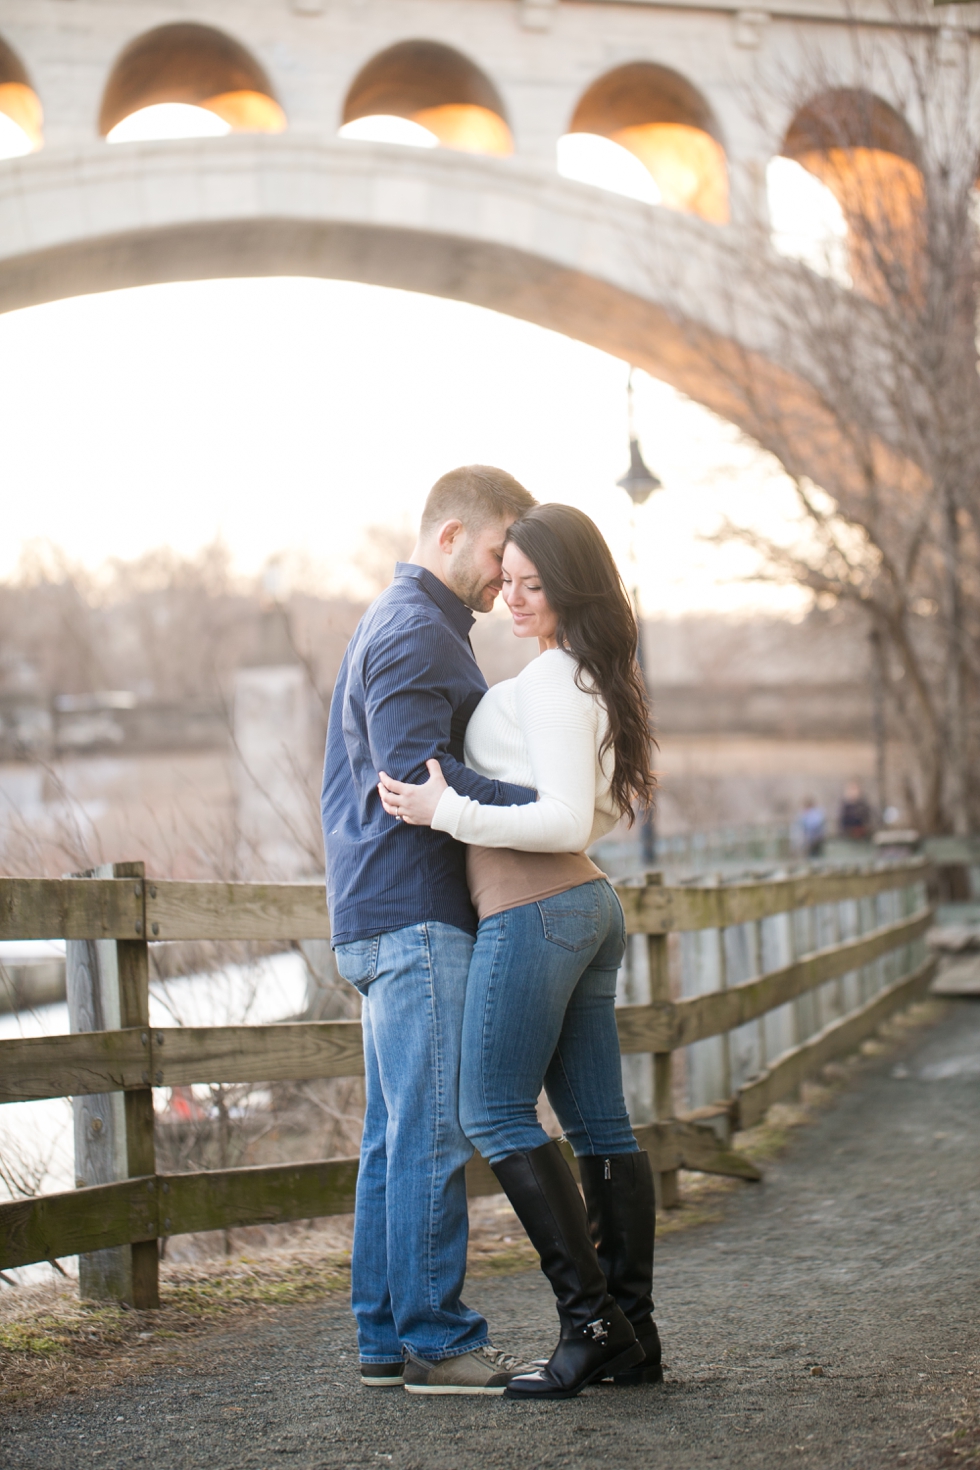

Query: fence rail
left=0, top=864, right=928, bottom=942
left=616, top=908, right=932, bottom=1054
left=0, top=858, right=935, bottom=1306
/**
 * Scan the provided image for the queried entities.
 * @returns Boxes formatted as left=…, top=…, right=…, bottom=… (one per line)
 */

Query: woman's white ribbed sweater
left=430, top=647, right=620, bottom=853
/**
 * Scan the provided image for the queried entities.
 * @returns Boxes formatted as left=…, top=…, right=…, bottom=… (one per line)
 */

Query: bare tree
left=659, top=11, right=980, bottom=832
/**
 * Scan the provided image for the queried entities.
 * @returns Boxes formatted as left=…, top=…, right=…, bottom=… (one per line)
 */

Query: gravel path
left=3, top=1001, right=979, bottom=1470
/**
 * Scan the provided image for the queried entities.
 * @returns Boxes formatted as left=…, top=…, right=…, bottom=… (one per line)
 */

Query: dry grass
left=932, top=1411, right=980, bottom=1469
left=0, top=1245, right=353, bottom=1409
left=898, top=1390, right=980, bottom=1470
left=0, top=1199, right=530, bottom=1408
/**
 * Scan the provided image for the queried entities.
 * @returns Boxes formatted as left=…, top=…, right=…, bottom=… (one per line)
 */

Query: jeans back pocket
left=334, top=935, right=381, bottom=993
left=537, top=884, right=601, bottom=952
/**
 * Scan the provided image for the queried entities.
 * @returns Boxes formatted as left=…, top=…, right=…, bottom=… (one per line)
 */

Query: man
left=839, top=781, right=872, bottom=842
left=322, top=466, right=538, bottom=1393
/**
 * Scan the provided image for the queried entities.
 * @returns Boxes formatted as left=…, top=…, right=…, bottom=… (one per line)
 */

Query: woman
left=378, top=503, right=661, bottom=1401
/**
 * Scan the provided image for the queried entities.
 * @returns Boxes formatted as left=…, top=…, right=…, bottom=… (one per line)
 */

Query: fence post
left=752, top=918, right=768, bottom=1071
left=67, top=860, right=159, bottom=1308
left=645, top=873, right=680, bottom=1209
left=716, top=919, right=732, bottom=1102
left=785, top=902, right=803, bottom=1046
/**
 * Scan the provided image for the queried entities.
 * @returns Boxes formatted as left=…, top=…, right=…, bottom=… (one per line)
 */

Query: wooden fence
left=0, top=858, right=935, bottom=1308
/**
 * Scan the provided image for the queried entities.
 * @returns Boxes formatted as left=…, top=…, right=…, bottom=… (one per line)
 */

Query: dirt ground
left=1, top=999, right=978, bottom=1470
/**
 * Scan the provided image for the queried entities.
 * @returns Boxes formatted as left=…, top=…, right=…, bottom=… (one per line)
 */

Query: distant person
left=839, top=781, right=873, bottom=841
left=797, top=797, right=826, bottom=859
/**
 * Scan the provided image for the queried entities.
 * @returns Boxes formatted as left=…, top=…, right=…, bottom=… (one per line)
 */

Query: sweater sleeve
left=430, top=652, right=599, bottom=852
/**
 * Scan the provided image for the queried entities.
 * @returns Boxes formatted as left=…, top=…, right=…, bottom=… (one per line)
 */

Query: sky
left=0, top=276, right=817, bottom=617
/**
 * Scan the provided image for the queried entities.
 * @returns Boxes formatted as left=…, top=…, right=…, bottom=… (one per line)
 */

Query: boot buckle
left=586, top=1318, right=609, bottom=1342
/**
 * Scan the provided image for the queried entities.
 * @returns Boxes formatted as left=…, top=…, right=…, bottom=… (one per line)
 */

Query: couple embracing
left=321, top=465, right=662, bottom=1400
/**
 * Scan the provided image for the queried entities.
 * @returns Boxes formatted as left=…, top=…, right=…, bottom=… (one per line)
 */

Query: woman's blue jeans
left=459, top=879, right=639, bottom=1166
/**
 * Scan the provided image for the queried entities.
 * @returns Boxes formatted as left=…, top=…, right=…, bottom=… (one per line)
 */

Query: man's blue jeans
left=334, top=921, right=489, bottom=1363
left=459, top=879, right=639, bottom=1166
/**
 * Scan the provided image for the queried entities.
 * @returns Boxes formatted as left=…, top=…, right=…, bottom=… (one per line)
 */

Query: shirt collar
left=395, top=562, right=476, bottom=638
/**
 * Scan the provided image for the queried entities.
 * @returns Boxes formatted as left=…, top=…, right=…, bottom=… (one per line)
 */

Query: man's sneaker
left=403, top=1345, right=526, bottom=1395
left=360, top=1360, right=404, bottom=1387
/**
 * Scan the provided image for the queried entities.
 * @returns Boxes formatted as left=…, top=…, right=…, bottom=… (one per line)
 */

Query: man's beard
left=446, top=547, right=500, bottom=613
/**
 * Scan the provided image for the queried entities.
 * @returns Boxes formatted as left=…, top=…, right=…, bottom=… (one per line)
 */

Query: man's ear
left=435, top=519, right=465, bottom=555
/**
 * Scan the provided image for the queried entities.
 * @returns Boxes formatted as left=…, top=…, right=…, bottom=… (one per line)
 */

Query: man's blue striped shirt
left=321, top=563, right=536, bottom=946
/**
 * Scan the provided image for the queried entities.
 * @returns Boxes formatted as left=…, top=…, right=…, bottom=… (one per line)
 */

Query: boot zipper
left=604, top=1158, right=611, bottom=1180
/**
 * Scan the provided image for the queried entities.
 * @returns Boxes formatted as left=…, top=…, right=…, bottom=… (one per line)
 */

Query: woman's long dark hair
left=506, top=503, right=656, bottom=821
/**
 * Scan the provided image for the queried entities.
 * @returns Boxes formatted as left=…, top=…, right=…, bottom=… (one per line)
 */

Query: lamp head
left=617, top=437, right=662, bottom=506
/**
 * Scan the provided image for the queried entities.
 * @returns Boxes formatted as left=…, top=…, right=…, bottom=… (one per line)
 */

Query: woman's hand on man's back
left=378, top=760, right=448, bottom=826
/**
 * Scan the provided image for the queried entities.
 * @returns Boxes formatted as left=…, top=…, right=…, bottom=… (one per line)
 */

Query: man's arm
left=363, top=622, right=535, bottom=807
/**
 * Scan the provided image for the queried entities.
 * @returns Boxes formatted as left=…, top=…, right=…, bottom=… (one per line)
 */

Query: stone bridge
left=0, top=134, right=783, bottom=437
left=0, top=0, right=966, bottom=474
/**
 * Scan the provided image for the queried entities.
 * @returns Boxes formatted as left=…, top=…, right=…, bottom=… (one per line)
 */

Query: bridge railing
left=0, top=858, right=934, bottom=1307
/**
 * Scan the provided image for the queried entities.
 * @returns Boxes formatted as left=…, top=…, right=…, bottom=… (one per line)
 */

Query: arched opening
left=779, top=89, right=922, bottom=293
left=565, top=63, right=728, bottom=222
left=341, top=41, right=512, bottom=156
left=99, top=23, right=285, bottom=142
left=766, top=157, right=848, bottom=281
left=0, top=36, right=42, bottom=158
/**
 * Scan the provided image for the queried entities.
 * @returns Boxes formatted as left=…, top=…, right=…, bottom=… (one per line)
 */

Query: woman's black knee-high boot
left=578, top=1152, right=663, bottom=1385
left=491, top=1141, right=644, bottom=1400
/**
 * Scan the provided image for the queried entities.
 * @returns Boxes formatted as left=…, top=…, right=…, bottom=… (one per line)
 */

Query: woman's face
left=501, top=543, right=559, bottom=647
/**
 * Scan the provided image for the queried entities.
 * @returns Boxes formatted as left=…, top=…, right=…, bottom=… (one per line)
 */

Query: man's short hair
left=420, top=465, right=537, bottom=537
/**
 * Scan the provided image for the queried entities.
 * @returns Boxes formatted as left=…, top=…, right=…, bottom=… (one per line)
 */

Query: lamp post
left=616, top=368, right=663, bottom=867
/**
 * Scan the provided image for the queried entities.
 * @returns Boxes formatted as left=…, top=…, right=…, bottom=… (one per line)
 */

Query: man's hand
left=378, top=760, right=448, bottom=826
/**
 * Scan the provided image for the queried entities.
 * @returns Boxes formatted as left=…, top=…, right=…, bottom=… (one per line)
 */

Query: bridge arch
left=781, top=87, right=922, bottom=290
left=98, top=22, right=286, bottom=140
left=0, top=137, right=843, bottom=490
left=783, top=88, right=919, bottom=177
left=0, top=34, right=42, bottom=155
left=341, top=40, right=512, bottom=156
left=568, top=63, right=728, bottom=224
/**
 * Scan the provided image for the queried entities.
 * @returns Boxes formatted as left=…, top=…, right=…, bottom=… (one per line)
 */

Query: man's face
left=443, top=517, right=513, bottom=613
